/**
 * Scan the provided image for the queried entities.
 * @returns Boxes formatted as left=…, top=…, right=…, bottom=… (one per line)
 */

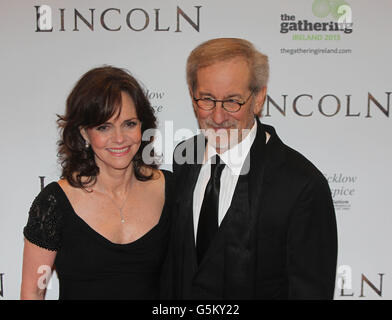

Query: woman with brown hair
left=21, top=66, right=172, bottom=299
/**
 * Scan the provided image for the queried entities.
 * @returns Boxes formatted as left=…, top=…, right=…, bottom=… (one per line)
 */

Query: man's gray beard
left=201, top=128, right=251, bottom=152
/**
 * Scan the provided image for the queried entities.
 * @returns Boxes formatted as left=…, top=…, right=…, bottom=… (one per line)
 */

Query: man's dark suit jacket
left=161, top=118, right=338, bottom=299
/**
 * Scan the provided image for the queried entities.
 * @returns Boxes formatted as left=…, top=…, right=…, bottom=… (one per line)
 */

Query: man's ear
left=189, top=88, right=198, bottom=115
left=253, top=86, right=267, bottom=117
left=79, top=127, right=89, bottom=143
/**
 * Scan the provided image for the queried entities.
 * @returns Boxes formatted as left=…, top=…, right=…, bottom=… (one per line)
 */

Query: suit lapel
left=181, top=162, right=201, bottom=252
left=247, top=119, right=289, bottom=236
left=248, top=118, right=267, bottom=222
left=177, top=134, right=206, bottom=278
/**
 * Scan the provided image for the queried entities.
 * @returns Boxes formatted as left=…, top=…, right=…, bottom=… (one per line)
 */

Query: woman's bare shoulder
left=57, top=178, right=91, bottom=199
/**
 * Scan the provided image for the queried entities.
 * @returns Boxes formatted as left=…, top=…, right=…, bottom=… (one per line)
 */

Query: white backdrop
left=0, top=0, right=391, bottom=300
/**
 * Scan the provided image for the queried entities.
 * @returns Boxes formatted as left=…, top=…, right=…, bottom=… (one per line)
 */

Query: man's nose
left=211, top=102, right=227, bottom=125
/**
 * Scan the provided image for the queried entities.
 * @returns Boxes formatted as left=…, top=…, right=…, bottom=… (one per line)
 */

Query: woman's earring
left=85, top=140, right=90, bottom=148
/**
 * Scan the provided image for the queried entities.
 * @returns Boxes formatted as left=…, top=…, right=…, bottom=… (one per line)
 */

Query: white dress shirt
left=193, top=120, right=269, bottom=242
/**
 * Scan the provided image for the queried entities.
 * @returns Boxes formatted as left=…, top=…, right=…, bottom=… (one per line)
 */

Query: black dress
left=23, top=170, right=172, bottom=300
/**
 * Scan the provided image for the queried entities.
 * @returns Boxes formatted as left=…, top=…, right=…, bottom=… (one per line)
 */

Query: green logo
left=312, top=0, right=349, bottom=20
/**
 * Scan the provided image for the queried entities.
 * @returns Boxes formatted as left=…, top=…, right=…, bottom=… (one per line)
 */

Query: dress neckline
left=51, top=171, right=168, bottom=248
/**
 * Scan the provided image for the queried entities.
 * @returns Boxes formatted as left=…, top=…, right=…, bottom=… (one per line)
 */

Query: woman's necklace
left=105, top=187, right=131, bottom=223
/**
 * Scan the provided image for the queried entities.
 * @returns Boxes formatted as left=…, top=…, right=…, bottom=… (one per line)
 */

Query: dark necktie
left=196, top=155, right=225, bottom=264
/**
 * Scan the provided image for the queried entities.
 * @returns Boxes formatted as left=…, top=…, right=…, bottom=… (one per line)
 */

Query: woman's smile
left=106, top=146, right=132, bottom=156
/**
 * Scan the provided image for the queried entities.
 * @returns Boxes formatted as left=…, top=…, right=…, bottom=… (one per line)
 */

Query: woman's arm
left=20, top=239, right=57, bottom=300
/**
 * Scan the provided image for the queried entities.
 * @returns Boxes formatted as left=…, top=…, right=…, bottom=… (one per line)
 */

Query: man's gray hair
left=186, top=38, right=269, bottom=93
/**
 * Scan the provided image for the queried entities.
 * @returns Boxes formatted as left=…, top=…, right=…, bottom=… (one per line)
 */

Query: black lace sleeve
left=23, top=182, right=63, bottom=251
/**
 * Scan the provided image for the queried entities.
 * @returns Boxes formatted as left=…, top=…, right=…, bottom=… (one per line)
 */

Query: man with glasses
left=161, top=38, right=338, bottom=299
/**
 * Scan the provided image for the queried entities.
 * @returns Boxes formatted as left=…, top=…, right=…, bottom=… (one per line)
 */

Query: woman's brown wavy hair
left=57, top=66, right=157, bottom=189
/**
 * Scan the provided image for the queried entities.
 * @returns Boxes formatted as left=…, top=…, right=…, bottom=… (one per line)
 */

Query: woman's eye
left=125, top=120, right=139, bottom=128
left=96, top=125, right=109, bottom=131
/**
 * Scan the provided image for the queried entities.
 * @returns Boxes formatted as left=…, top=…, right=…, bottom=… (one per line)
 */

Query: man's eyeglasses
left=193, top=92, right=253, bottom=113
